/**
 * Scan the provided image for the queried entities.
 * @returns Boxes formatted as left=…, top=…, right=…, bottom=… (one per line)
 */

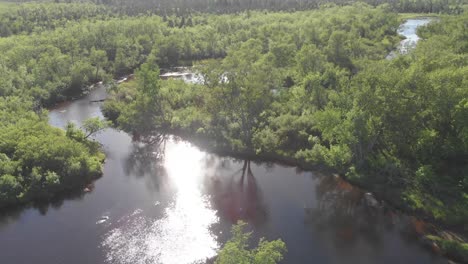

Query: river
left=0, top=18, right=446, bottom=264
left=387, top=17, right=433, bottom=59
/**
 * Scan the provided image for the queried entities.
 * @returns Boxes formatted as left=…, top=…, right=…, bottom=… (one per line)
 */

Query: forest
left=4, top=0, right=467, bottom=14
left=0, top=0, right=467, bottom=263
left=102, top=4, right=468, bottom=230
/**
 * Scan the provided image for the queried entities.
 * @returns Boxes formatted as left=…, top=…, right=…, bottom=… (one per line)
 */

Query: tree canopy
left=0, top=97, right=105, bottom=208
left=215, top=221, right=286, bottom=264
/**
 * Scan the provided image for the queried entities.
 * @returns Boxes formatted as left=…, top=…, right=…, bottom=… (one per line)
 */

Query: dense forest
left=0, top=3, right=402, bottom=107
left=0, top=2, right=115, bottom=37
left=0, top=0, right=467, bottom=262
left=5, top=0, right=467, bottom=14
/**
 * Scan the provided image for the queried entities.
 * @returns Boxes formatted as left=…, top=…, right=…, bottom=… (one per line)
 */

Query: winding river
left=0, top=18, right=445, bottom=264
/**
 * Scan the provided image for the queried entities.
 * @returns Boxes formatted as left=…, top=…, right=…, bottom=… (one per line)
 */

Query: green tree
left=215, top=221, right=286, bottom=264
left=82, top=117, right=111, bottom=139
left=90, top=48, right=108, bottom=81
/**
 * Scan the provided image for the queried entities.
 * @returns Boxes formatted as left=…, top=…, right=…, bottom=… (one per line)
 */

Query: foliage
left=5, top=0, right=464, bottom=15
left=0, top=97, right=105, bottom=208
left=0, top=4, right=399, bottom=106
left=215, top=221, right=286, bottom=264
left=82, top=117, right=111, bottom=139
left=426, top=235, right=468, bottom=263
left=0, top=2, right=114, bottom=37
left=0, top=0, right=465, bottom=239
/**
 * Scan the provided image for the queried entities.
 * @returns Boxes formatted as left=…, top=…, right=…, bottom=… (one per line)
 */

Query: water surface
left=398, top=17, right=433, bottom=53
left=387, top=17, right=433, bottom=59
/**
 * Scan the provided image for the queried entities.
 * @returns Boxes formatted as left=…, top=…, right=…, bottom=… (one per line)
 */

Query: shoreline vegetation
left=101, top=8, right=467, bottom=263
left=128, top=124, right=468, bottom=263
left=0, top=97, right=106, bottom=209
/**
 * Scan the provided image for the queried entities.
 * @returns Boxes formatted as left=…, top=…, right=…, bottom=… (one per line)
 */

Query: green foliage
left=0, top=2, right=114, bottom=37
left=0, top=3, right=401, bottom=106
left=215, top=221, right=286, bottom=264
left=426, top=235, right=468, bottom=263
left=82, top=117, right=111, bottom=139
left=4, top=0, right=463, bottom=15
left=0, top=97, right=104, bottom=208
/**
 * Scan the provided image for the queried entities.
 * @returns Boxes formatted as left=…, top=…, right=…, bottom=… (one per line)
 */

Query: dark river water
left=0, top=18, right=448, bottom=264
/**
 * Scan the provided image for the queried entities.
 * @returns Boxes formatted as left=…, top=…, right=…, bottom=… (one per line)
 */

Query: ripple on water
left=102, top=201, right=219, bottom=264
left=101, top=141, right=220, bottom=264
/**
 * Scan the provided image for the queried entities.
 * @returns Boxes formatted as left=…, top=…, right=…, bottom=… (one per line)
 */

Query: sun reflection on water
left=102, top=140, right=219, bottom=264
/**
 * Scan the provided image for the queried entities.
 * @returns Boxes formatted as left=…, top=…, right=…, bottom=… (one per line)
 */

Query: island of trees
left=0, top=97, right=105, bottom=208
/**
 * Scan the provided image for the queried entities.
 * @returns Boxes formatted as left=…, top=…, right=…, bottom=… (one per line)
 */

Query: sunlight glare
left=102, top=139, right=219, bottom=264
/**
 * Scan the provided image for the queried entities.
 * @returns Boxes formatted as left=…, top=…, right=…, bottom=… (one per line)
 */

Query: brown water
left=0, top=83, right=449, bottom=264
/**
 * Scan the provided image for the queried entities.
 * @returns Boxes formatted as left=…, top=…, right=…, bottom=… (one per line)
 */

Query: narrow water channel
left=398, top=17, right=433, bottom=53
left=387, top=17, right=433, bottom=59
left=0, top=18, right=446, bottom=264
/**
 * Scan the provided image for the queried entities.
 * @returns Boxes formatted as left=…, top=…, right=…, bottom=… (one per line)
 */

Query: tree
left=90, top=48, right=108, bottom=81
left=82, top=117, right=110, bottom=139
left=295, top=44, right=326, bottom=76
left=215, top=221, right=287, bottom=264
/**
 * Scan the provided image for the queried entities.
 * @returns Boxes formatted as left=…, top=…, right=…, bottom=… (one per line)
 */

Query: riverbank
left=103, top=117, right=468, bottom=263
left=103, top=22, right=467, bottom=264
left=0, top=98, right=106, bottom=210
left=101, top=11, right=467, bottom=263
left=3, top=83, right=450, bottom=264
left=102, top=104, right=468, bottom=263
left=104, top=74, right=468, bottom=262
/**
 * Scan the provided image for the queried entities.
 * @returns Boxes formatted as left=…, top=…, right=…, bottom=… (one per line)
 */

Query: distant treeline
left=1, top=0, right=465, bottom=37
left=0, top=3, right=115, bottom=37
left=5, top=0, right=467, bottom=14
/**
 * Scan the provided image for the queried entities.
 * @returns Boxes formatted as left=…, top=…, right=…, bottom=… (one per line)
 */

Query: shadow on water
left=304, top=174, right=437, bottom=254
left=123, top=135, right=168, bottom=192
left=305, top=175, right=383, bottom=249
left=207, top=160, right=268, bottom=226
left=0, top=181, right=95, bottom=230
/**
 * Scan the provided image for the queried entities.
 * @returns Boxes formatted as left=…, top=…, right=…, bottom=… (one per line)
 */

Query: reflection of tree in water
left=0, top=185, right=89, bottom=228
left=123, top=135, right=168, bottom=191
left=0, top=207, right=23, bottom=230
left=305, top=174, right=441, bottom=256
left=305, top=175, right=386, bottom=249
left=208, top=160, right=268, bottom=226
